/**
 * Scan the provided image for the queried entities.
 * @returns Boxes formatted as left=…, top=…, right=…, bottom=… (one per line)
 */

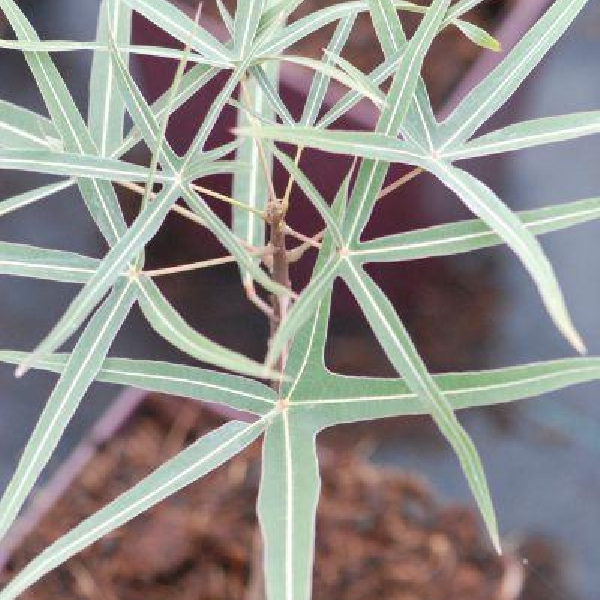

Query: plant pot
left=0, top=389, right=530, bottom=600
left=128, top=0, right=554, bottom=375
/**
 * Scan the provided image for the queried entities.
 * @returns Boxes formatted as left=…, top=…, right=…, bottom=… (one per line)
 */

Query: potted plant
left=0, top=0, right=599, bottom=598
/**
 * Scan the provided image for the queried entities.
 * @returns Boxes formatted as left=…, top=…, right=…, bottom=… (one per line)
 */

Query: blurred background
left=0, top=1, right=599, bottom=598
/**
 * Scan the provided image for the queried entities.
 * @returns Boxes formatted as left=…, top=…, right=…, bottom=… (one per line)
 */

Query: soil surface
left=2, top=395, right=565, bottom=600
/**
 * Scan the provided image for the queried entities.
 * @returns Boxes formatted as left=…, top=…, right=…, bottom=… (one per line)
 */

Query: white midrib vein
left=0, top=155, right=161, bottom=181
left=101, top=0, right=119, bottom=156
left=0, top=280, right=134, bottom=524
left=295, top=364, right=600, bottom=406
left=0, top=121, right=50, bottom=148
left=443, top=121, right=600, bottom=160
left=283, top=410, right=294, bottom=600
left=351, top=205, right=600, bottom=257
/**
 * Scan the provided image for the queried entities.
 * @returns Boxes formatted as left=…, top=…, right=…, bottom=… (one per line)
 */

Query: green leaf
left=438, top=0, right=591, bottom=150
left=89, top=0, right=133, bottom=156
left=234, top=126, right=426, bottom=166
left=354, top=197, right=600, bottom=262
left=0, top=99, right=59, bottom=150
left=453, top=19, right=500, bottom=52
left=318, top=44, right=406, bottom=129
left=342, top=0, right=450, bottom=244
left=16, top=185, right=181, bottom=376
left=0, top=279, right=136, bottom=543
left=250, top=65, right=295, bottom=126
left=0, top=0, right=127, bottom=245
left=216, top=0, right=234, bottom=33
left=258, top=412, right=321, bottom=600
left=367, top=0, right=439, bottom=150
left=0, top=241, right=99, bottom=283
left=183, top=61, right=250, bottom=163
left=107, top=29, right=181, bottom=172
left=0, top=148, right=168, bottom=182
left=0, top=416, right=270, bottom=600
left=294, top=358, right=600, bottom=424
left=116, top=63, right=219, bottom=158
left=135, top=276, right=276, bottom=379
left=426, top=160, right=584, bottom=353
left=0, top=180, right=74, bottom=219
left=234, top=0, right=265, bottom=57
left=443, top=111, right=600, bottom=160
left=301, top=15, right=355, bottom=126
left=0, top=352, right=277, bottom=415
left=273, top=54, right=385, bottom=107
left=341, top=259, right=500, bottom=552
left=121, top=0, right=233, bottom=66
left=0, top=39, right=216, bottom=64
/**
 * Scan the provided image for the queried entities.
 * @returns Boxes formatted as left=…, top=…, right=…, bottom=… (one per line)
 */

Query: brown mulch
left=3, top=395, right=520, bottom=600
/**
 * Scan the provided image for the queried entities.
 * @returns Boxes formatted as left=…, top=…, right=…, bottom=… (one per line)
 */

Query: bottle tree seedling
left=0, top=0, right=599, bottom=598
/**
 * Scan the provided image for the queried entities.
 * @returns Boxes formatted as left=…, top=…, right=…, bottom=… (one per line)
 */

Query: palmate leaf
left=342, top=0, right=450, bottom=244
left=121, top=0, right=233, bottom=66
left=115, top=62, right=219, bottom=158
left=367, top=0, right=439, bottom=150
left=0, top=352, right=277, bottom=415
left=0, top=415, right=272, bottom=600
left=247, top=123, right=587, bottom=353
left=438, top=0, right=591, bottom=150
left=0, top=0, right=127, bottom=246
left=16, top=185, right=181, bottom=377
left=107, top=30, right=181, bottom=172
left=0, top=279, right=137, bottom=542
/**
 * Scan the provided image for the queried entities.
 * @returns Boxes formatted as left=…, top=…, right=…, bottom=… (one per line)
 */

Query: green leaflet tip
left=562, top=322, right=587, bottom=355
left=489, top=528, right=503, bottom=556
